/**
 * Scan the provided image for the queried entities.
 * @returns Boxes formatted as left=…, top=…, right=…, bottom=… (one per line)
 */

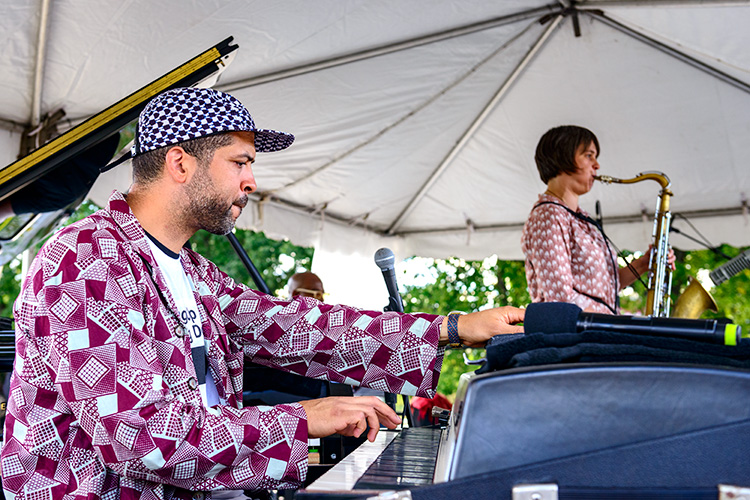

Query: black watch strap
left=447, top=312, right=463, bottom=348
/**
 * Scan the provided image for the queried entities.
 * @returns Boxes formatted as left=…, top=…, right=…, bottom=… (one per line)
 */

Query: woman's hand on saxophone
left=619, top=245, right=675, bottom=289
left=646, top=244, right=676, bottom=271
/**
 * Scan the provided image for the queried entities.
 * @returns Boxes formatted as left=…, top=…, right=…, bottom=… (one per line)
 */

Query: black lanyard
left=532, top=201, right=619, bottom=314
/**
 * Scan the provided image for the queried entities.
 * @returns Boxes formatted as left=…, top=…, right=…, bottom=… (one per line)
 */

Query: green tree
left=187, top=230, right=314, bottom=296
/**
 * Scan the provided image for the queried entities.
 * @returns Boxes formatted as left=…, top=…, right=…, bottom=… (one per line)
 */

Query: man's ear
left=163, top=146, right=193, bottom=184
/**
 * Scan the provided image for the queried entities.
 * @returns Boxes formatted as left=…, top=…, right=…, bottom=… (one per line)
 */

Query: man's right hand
left=299, top=396, right=401, bottom=442
left=440, top=306, right=526, bottom=348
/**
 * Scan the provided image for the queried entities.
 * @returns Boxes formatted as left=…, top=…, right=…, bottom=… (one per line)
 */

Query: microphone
left=524, top=302, right=742, bottom=346
left=373, top=248, right=405, bottom=414
left=374, top=247, right=404, bottom=313
left=709, top=248, right=750, bottom=286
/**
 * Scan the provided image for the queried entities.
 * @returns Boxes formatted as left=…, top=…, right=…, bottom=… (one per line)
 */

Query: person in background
left=2, top=87, right=525, bottom=499
left=521, top=125, right=672, bottom=314
left=411, top=392, right=452, bottom=427
left=287, top=271, right=326, bottom=301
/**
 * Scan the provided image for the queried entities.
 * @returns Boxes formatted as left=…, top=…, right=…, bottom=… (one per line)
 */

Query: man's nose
left=241, top=168, right=257, bottom=194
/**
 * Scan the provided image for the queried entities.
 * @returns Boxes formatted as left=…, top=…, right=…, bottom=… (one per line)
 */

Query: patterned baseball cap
left=133, top=87, right=294, bottom=155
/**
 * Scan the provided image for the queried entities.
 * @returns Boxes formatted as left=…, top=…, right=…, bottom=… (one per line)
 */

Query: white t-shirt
left=146, top=236, right=220, bottom=407
left=147, top=236, right=248, bottom=498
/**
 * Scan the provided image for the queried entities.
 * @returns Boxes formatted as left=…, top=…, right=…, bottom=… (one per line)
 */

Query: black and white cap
left=133, top=87, right=294, bottom=155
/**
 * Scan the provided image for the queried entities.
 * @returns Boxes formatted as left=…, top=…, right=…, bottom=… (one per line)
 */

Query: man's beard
left=186, top=168, right=248, bottom=235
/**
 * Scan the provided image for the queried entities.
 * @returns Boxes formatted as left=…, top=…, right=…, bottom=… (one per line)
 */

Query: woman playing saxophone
left=521, top=125, right=674, bottom=314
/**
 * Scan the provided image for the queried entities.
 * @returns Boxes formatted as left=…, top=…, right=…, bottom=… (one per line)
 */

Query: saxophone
left=595, top=171, right=717, bottom=318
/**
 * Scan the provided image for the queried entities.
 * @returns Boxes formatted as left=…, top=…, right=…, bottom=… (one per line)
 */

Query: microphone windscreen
left=374, top=247, right=395, bottom=271
left=525, top=302, right=582, bottom=334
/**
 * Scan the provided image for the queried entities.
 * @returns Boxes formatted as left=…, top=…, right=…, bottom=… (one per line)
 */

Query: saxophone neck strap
left=532, top=200, right=620, bottom=314
left=533, top=201, right=601, bottom=230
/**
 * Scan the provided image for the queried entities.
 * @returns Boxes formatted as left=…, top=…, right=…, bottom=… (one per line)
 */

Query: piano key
left=303, top=430, right=399, bottom=492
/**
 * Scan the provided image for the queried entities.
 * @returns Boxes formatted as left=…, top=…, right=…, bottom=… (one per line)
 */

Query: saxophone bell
left=673, top=277, right=718, bottom=319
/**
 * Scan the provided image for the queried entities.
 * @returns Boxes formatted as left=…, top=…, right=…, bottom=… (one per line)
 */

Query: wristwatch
left=447, top=312, right=465, bottom=348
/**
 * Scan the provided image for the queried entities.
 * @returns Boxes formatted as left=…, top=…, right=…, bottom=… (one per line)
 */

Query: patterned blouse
left=2, top=191, right=444, bottom=500
left=521, top=194, right=619, bottom=314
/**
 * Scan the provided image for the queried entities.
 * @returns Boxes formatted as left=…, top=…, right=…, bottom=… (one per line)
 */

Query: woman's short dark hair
left=132, top=132, right=235, bottom=184
left=534, top=125, right=599, bottom=184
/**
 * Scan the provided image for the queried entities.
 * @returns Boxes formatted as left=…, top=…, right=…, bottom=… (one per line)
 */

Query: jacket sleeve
left=13, top=239, right=308, bottom=492
left=201, top=256, right=445, bottom=399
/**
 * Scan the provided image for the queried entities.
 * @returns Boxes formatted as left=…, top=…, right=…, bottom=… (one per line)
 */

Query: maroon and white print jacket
left=2, top=191, right=444, bottom=499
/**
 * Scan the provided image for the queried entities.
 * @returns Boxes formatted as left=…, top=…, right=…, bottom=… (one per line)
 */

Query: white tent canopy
left=2, top=1, right=749, bottom=307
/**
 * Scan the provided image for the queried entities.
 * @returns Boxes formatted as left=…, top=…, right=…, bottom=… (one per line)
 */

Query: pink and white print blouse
left=2, top=191, right=444, bottom=500
left=521, top=194, right=618, bottom=315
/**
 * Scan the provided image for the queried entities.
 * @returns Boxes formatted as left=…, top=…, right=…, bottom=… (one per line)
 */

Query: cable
left=672, top=213, right=732, bottom=259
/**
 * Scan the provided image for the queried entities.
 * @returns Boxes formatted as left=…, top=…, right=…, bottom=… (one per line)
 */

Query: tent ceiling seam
left=582, top=0, right=750, bottom=7
left=216, top=4, right=561, bottom=93
left=247, top=192, right=389, bottom=236
left=245, top=190, right=748, bottom=241
left=269, top=14, right=548, bottom=197
left=584, top=10, right=750, bottom=94
left=385, top=13, right=566, bottom=236
left=41, top=6, right=563, bottom=137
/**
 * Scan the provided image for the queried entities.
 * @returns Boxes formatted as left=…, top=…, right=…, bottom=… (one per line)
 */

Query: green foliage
left=187, top=230, right=314, bottom=296
left=0, top=258, right=22, bottom=318
left=436, top=349, right=486, bottom=396
left=402, top=256, right=530, bottom=315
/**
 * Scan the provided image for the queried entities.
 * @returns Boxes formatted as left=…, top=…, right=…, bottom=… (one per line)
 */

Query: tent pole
left=0, top=118, right=24, bottom=133
left=217, top=5, right=561, bottom=92
left=30, top=0, right=52, bottom=127
left=385, top=14, right=565, bottom=236
left=585, top=10, right=750, bottom=96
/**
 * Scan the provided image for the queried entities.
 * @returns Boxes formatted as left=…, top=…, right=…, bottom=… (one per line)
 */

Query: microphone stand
left=382, top=299, right=414, bottom=428
left=670, top=226, right=732, bottom=260
left=226, top=232, right=272, bottom=294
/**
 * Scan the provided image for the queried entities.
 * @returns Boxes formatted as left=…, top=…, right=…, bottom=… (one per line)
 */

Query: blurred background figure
left=288, top=271, right=326, bottom=301
left=410, top=392, right=453, bottom=427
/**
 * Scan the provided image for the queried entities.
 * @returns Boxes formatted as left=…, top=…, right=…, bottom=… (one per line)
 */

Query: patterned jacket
left=2, top=191, right=444, bottom=499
